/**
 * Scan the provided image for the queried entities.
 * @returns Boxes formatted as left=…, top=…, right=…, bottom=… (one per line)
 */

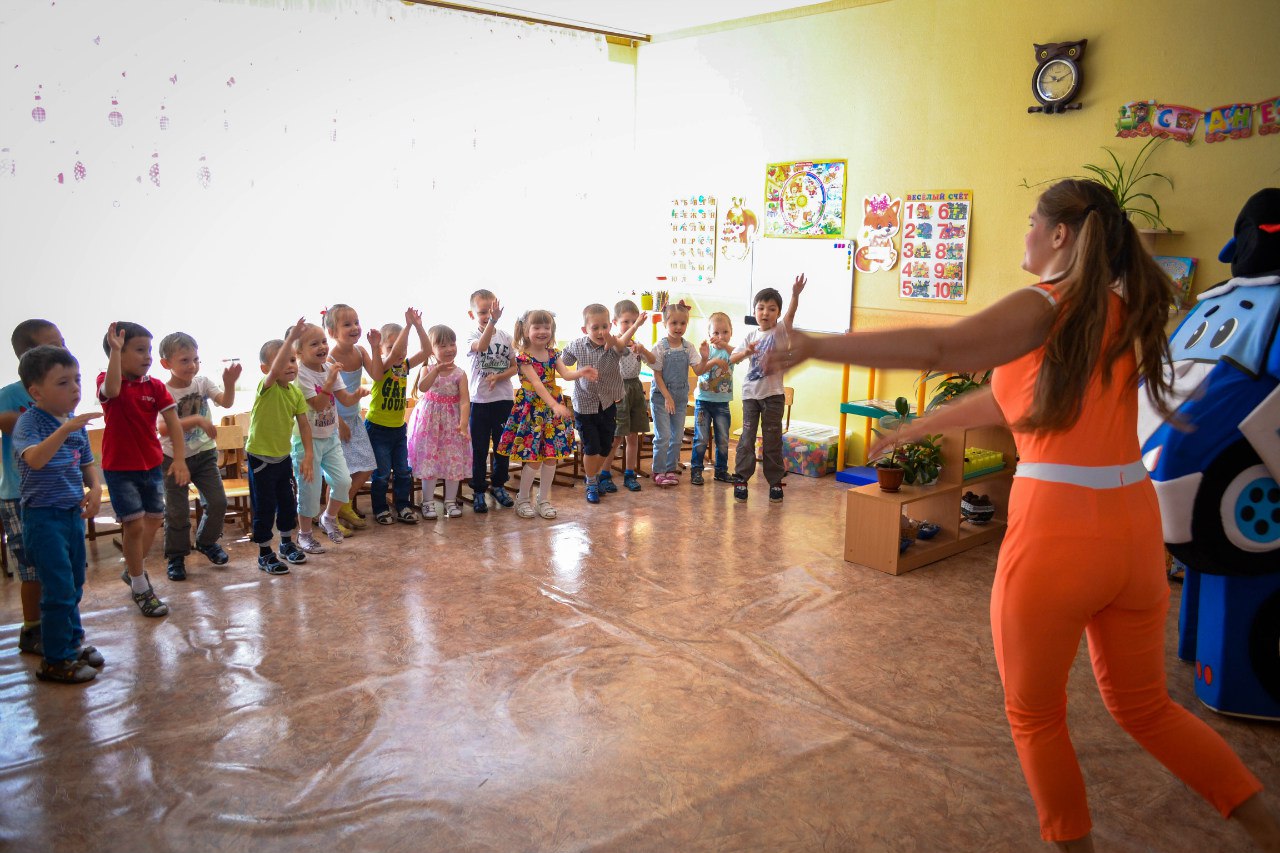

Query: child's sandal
left=536, top=500, right=557, bottom=519
left=515, top=500, right=536, bottom=518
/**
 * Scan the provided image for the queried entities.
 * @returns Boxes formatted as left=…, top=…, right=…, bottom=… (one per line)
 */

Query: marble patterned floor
left=1, top=465, right=1276, bottom=852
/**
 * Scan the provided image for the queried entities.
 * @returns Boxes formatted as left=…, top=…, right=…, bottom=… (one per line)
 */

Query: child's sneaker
left=297, top=533, right=327, bottom=554
left=36, top=658, right=97, bottom=684
left=318, top=515, right=345, bottom=544
left=423, top=501, right=438, bottom=520
left=472, top=492, right=488, bottom=514
left=166, top=556, right=187, bottom=581
left=690, top=469, right=704, bottom=486
left=585, top=483, right=601, bottom=504
left=121, top=570, right=169, bottom=617
left=338, top=503, right=367, bottom=529
left=396, top=506, right=419, bottom=524
left=257, top=552, right=289, bottom=574
left=713, top=470, right=733, bottom=483
left=734, top=484, right=748, bottom=502
left=623, top=470, right=641, bottom=492
left=279, top=541, right=308, bottom=564
left=447, top=501, right=463, bottom=519
left=598, top=470, right=618, bottom=493
left=374, top=510, right=395, bottom=525
left=195, top=542, right=230, bottom=565
left=490, top=486, right=515, bottom=508
left=769, top=484, right=785, bottom=503
left=18, top=624, right=42, bottom=656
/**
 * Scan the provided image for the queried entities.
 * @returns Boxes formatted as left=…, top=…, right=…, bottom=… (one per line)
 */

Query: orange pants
left=992, top=476, right=1263, bottom=841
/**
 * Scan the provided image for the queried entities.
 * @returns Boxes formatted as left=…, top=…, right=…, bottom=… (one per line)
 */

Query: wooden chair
left=84, top=427, right=122, bottom=541
left=200, top=423, right=253, bottom=534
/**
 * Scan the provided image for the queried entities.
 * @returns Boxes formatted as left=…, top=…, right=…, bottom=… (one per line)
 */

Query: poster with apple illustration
left=669, top=194, right=717, bottom=285
left=762, top=160, right=846, bottom=238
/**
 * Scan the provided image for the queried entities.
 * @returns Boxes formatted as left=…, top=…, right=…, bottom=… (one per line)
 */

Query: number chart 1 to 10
left=899, top=190, right=972, bottom=302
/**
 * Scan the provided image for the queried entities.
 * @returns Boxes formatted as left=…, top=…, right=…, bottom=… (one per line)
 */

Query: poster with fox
left=899, top=190, right=972, bottom=302
left=854, top=193, right=902, bottom=273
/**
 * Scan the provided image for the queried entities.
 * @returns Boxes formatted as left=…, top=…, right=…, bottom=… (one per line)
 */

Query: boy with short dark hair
left=157, top=331, right=241, bottom=581
left=14, top=344, right=104, bottom=683
left=99, top=322, right=187, bottom=616
left=1, top=319, right=66, bottom=657
left=246, top=319, right=313, bottom=574
left=466, top=290, right=517, bottom=513
left=733, top=275, right=804, bottom=503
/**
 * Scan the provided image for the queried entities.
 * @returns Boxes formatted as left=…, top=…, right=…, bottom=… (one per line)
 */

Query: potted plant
left=1021, top=136, right=1173, bottom=231
left=917, top=369, right=993, bottom=413
left=870, top=396, right=911, bottom=492
left=896, top=432, right=943, bottom=486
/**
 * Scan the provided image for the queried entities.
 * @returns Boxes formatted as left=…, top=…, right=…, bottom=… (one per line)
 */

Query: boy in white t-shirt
left=465, top=289, right=517, bottom=513
left=158, top=332, right=242, bottom=581
left=733, top=275, right=804, bottom=503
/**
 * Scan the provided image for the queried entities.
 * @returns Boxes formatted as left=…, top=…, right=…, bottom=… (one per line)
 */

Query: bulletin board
left=748, top=237, right=854, bottom=334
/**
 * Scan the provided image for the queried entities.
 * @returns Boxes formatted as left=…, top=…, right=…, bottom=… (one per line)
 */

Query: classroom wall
left=634, top=0, right=1280, bottom=461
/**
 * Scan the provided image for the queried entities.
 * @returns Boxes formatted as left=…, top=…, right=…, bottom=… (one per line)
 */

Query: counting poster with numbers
left=899, top=190, right=972, bottom=302
left=668, top=194, right=718, bottom=286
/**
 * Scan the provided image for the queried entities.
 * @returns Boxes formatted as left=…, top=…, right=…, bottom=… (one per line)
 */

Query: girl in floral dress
left=408, top=325, right=471, bottom=519
left=496, top=309, right=596, bottom=519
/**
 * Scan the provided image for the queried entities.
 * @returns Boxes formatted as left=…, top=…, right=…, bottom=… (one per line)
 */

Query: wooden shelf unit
left=843, top=425, right=1017, bottom=575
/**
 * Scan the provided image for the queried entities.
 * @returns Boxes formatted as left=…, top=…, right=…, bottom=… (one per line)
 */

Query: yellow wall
left=635, top=0, right=1280, bottom=462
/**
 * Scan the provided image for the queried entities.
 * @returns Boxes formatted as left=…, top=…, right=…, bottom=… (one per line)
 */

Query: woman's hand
left=762, top=328, right=813, bottom=374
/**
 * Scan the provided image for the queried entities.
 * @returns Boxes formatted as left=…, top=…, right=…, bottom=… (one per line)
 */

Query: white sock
left=129, top=572, right=150, bottom=593
left=537, top=461, right=556, bottom=502
left=518, top=468, right=536, bottom=503
left=445, top=480, right=459, bottom=502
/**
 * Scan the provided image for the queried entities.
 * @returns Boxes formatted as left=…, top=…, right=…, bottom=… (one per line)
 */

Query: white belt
left=1015, top=459, right=1148, bottom=490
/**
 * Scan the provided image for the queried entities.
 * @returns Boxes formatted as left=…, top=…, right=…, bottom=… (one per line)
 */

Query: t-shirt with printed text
left=96, top=372, right=175, bottom=471
left=160, top=375, right=218, bottom=458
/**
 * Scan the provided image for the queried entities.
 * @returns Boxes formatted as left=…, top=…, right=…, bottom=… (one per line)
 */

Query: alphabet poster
left=899, top=190, right=972, bottom=302
left=669, top=194, right=717, bottom=285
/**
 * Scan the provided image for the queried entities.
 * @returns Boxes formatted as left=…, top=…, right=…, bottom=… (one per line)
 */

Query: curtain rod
left=401, top=1, right=649, bottom=44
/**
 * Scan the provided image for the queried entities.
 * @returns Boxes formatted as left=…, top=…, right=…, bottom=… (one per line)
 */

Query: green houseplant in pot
left=917, top=368, right=993, bottom=413
left=896, top=432, right=943, bottom=486
left=1020, top=136, right=1173, bottom=230
left=870, top=396, right=911, bottom=492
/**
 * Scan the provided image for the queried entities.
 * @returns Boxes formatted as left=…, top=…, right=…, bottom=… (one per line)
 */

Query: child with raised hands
left=292, top=322, right=368, bottom=553
left=649, top=301, right=720, bottom=486
left=496, top=309, right=596, bottom=519
left=365, top=308, right=431, bottom=525
left=606, top=300, right=655, bottom=492
left=408, top=325, right=471, bottom=519
left=324, top=304, right=381, bottom=530
left=465, top=290, right=517, bottom=513
left=691, top=312, right=738, bottom=486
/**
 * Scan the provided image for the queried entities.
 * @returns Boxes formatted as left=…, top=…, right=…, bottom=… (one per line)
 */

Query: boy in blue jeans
left=691, top=311, right=738, bottom=486
left=1, top=319, right=66, bottom=657
left=14, top=345, right=105, bottom=683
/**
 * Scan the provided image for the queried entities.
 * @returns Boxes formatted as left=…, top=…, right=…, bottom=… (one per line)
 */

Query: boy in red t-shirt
left=98, top=322, right=189, bottom=617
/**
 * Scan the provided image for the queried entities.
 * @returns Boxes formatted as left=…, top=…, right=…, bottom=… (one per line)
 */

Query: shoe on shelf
left=279, top=541, right=308, bottom=564
left=734, top=484, right=748, bottom=502
left=318, top=515, right=345, bottom=544
left=194, top=542, right=230, bottom=565
left=472, top=492, right=488, bottom=514
left=515, top=499, right=536, bottom=518
left=713, top=470, right=732, bottom=483
left=598, top=471, right=618, bottom=493
left=447, top=501, right=463, bottom=519
left=338, top=503, right=368, bottom=529
left=121, top=570, right=169, bottom=617
left=77, top=645, right=105, bottom=668
left=374, top=510, right=395, bottom=526
left=489, top=486, right=514, bottom=508
left=396, top=506, right=420, bottom=524
left=36, top=658, right=97, bottom=684
left=166, top=556, right=187, bottom=582
left=585, top=483, right=601, bottom=504
left=690, top=469, right=704, bottom=486
left=18, top=624, right=42, bottom=656
left=623, top=471, right=641, bottom=492
left=297, top=533, right=327, bottom=554
left=769, top=484, right=785, bottom=503
left=257, top=552, right=290, bottom=574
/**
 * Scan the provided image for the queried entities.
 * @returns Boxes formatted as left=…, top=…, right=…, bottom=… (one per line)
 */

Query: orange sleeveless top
left=990, top=283, right=1141, bottom=466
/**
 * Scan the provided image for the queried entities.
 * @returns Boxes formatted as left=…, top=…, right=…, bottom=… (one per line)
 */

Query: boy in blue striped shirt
left=14, top=346, right=104, bottom=684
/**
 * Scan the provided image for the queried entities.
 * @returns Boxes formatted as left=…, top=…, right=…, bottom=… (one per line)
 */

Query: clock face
left=1036, top=58, right=1077, bottom=103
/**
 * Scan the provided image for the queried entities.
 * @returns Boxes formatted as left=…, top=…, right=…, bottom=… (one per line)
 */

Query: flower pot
left=876, top=465, right=905, bottom=492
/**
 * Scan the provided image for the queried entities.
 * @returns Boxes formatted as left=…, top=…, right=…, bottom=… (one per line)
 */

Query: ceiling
left=434, top=1, right=840, bottom=39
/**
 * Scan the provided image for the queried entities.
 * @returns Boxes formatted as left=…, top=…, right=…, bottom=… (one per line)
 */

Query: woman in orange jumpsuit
left=773, top=179, right=1280, bottom=851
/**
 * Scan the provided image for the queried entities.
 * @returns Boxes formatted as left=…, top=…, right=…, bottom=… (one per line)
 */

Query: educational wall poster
left=762, top=159, right=846, bottom=238
left=853, top=193, right=902, bottom=273
left=1154, top=255, right=1198, bottom=309
left=899, top=190, right=972, bottom=303
left=669, top=194, right=717, bottom=285
left=719, top=195, right=759, bottom=262
left=1114, top=96, right=1280, bottom=143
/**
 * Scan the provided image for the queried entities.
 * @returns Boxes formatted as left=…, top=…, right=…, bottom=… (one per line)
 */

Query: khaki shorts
left=615, top=377, right=650, bottom=435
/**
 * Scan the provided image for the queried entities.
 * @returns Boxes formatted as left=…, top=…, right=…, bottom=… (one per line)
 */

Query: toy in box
left=963, top=447, right=1005, bottom=479
left=755, top=421, right=839, bottom=477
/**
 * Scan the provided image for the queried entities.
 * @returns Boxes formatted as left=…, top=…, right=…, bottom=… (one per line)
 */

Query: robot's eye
left=1184, top=321, right=1208, bottom=348
left=1210, top=317, right=1238, bottom=349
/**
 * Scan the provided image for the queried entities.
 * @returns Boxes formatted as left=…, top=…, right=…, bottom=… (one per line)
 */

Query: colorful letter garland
left=899, top=190, right=972, bottom=303
left=669, top=194, right=717, bottom=285
left=1116, top=96, right=1280, bottom=143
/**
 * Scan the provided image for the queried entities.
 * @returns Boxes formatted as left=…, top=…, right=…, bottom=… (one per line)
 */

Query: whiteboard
left=748, top=237, right=855, bottom=334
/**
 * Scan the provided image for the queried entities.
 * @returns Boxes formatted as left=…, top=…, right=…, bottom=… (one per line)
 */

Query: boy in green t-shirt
left=365, top=308, right=430, bottom=525
left=246, top=318, right=313, bottom=574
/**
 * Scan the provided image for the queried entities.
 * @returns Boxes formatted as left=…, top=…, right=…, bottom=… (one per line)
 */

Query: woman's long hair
left=1019, top=179, right=1176, bottom=432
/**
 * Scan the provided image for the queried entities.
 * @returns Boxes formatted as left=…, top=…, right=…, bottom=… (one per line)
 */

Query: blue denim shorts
left=102, top=466, right=165, bottom=522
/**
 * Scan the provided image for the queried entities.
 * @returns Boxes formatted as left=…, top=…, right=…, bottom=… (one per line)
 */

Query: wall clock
left=1028, top=39, right=1087, bottom=114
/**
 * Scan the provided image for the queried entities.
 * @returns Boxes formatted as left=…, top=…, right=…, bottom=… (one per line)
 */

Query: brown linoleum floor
left=1, top=465, right=1277, bottom=852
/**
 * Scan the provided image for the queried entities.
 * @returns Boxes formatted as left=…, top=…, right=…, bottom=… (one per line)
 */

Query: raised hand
left=637, top=311, right=650, bottom=326
left=366, top=328, right=382, bottom=350
left=323, top=363, right=342, bottom=392
left=406, top=307, right=424, bottom=328
left=490, top=299, right=503, bottom=323
left=285, top=316, right=307, bottom=341
left=699, top=340, right=710, bottom=360
left=222, top=361, right=243, bottom=386
left=105, top=323, right=126, bottom=352
left=792, top=273, right=807, bottom=297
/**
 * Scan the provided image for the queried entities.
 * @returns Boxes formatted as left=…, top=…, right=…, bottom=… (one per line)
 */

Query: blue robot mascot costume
left=1139, top=188, right=1280, bottom=719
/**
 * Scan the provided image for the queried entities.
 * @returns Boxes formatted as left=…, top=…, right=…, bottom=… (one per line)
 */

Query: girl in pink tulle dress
left=407, top=325, right=472, bottom=518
